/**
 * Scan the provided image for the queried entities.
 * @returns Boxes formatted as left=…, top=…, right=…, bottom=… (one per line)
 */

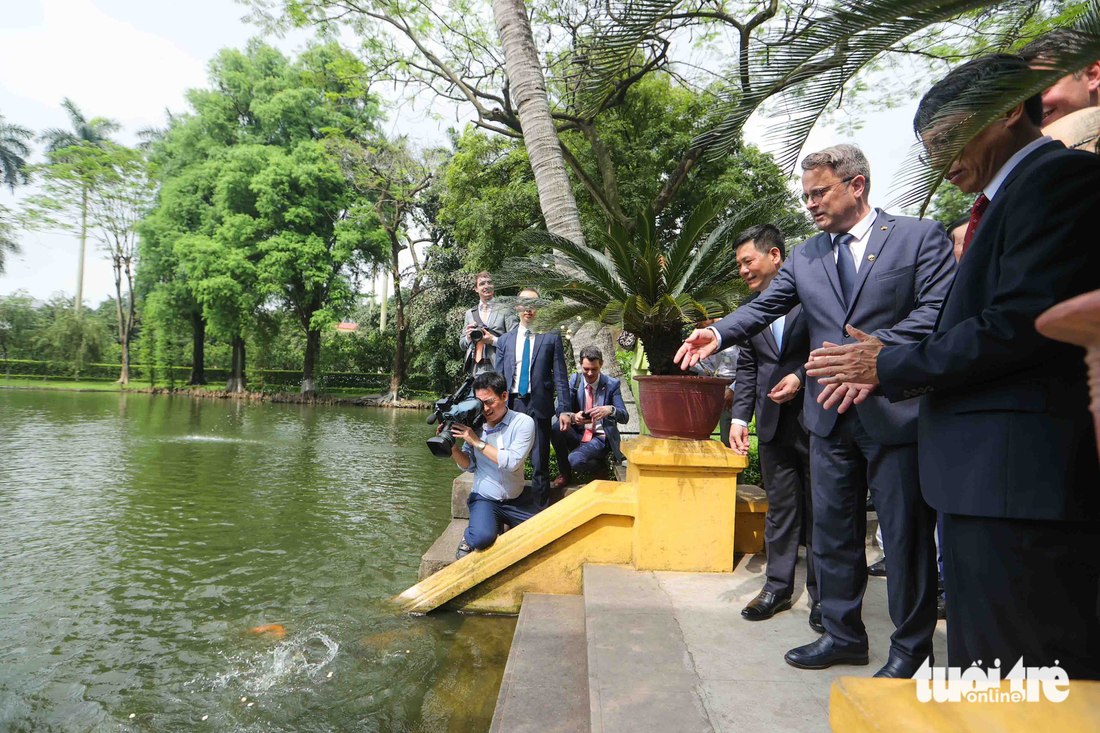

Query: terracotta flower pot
left=1035, top=289, right=1100, bottom=458
left=634, top=374, right=732, bottom=441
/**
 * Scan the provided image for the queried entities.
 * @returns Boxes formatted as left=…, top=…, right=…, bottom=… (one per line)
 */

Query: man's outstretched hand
left=805, top=326, right=883, bottom=387
left=674, top=328, right=719, bottom=370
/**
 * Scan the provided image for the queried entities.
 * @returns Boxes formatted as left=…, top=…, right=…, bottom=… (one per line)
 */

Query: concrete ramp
left=396, top=481, right=637, bottom=614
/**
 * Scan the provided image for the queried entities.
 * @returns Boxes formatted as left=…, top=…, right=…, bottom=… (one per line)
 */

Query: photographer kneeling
left=449, top=371, right=537, bottom=559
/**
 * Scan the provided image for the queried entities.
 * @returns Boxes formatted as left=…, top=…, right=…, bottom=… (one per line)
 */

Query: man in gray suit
left=460, top=271, right=518, bottom=375
left=675, top=145, right=955, bottom=678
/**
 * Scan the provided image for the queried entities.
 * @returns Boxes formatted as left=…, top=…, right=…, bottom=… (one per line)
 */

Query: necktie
left=961, top=194, right=990, bottom=257
left=835, top=232, right=857, bottom=306
left=582, top=384, right=595, bottom=443
left=474, top=306, right=487, bottom=364
left=771, top=316, right=784, bottom=352
left=518, top=331, right=531, bottom=396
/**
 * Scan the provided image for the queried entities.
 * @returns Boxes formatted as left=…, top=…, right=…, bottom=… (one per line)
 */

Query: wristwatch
left=477, top=439, right=487, bottom=451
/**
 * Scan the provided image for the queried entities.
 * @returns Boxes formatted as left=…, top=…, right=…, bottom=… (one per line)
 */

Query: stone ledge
left=418, top=518, right=468, bottom=581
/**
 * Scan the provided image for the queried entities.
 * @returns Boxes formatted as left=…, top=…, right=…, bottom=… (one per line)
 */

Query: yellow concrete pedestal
left=626, top=436, right=746, bottom=572
left=395, top=436, right=748, bottom=614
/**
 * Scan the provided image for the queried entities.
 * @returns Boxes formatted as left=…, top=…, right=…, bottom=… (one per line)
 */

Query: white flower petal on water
left=202, top=715, right=209, bottom=721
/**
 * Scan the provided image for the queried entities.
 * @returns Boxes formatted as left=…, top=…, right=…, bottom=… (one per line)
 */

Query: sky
left=0, top=0, right=923, bottom=304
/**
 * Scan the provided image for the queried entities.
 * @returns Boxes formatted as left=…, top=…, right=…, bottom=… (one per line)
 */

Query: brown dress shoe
left=550, top=475, right=569, bottom=491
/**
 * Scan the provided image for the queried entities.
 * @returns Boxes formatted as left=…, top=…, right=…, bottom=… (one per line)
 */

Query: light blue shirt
left=461, top=409, right=535, bottom=501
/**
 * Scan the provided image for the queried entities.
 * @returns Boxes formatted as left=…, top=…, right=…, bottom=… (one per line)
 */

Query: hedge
left=0, top=359, right=434, bottom=393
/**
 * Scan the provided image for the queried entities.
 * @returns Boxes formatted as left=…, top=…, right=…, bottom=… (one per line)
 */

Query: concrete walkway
left=584, top=554, right=948, bottom=733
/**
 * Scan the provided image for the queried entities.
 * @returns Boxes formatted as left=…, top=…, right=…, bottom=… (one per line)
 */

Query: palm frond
left=887, top=5, right=1100, bottom=212
left=569, top=0, right=683, bottom=117
left=694, top=0, right=1035, bottom=170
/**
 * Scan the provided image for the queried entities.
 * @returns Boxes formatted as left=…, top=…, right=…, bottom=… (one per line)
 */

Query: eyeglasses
left=918, top=130, right=953, bottom=168
left=481, top=396, right=501, bottom=408
left=802, top=176, right=855, bottom=204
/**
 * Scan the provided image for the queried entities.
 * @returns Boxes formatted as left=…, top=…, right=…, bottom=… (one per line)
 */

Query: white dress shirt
left=830, top=207, right=878, bottom=272
left=512, top=325, right=534, bottom=393
left=984, top=136, right=1053, bottom=202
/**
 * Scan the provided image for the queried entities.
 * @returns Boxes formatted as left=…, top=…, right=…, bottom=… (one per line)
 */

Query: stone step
left=489, top=594, right=590, bottom=733
left=583, top=564, right=716, bottom=733
left=417, top=518, right=468, bottom=581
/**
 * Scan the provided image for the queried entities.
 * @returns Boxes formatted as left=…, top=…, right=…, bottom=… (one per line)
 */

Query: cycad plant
left=505, top=198, right=803, bottom=375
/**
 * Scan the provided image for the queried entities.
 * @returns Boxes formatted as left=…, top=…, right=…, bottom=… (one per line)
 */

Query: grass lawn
left=0, top=377, right=126, bottom=391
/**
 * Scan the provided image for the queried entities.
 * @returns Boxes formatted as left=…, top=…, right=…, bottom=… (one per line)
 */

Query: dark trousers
left=810, top=411, right=937, bottom=662
left=941, top=512, right=1100, bottom=679
left=758, top=408, right=817, bottom=602
left=464, top=489, right=539, bottom=550
left=509, top=394, right=552, bottom=510
left=550, top=421, right=609, bottom=478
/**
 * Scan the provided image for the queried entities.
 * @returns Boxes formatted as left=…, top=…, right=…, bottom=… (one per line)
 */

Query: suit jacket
left=731, top=295, right=809, bottom=444
left=459, top=301, right=518, bottom=372
left=877, top=141, right=1100, bottom=521
left=495, top=327, right=571, bottom=420
left=713, top=209, right=956, bottom=445
left=564, top=372, right=630, bottom=462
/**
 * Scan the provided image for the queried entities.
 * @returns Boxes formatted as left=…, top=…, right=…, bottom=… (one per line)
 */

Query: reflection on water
left=0, top=390, right=514, bottom=732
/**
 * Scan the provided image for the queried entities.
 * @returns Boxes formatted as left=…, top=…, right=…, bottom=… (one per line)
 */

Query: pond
left=0, top=389, right=514, bottom=732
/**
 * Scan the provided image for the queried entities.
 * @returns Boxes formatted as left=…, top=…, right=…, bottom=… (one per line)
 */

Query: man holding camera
left=460, top=271, right=518, bottom=375
left=549, top=345, right=629, bottom=489
left=450, top=371, right=537, bottom=559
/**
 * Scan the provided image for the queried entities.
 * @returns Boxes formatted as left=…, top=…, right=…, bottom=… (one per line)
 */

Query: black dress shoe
left=808, top=602, right=825, bottom=633
left=455, top=540, right=474, bottom=560
left=874, top=652, right=932, bottom=679
left=785, top=634, right=869, bottom=670
left=741, top=590, right=793, bottom=621
left=867, top=558, right=887, bottom=577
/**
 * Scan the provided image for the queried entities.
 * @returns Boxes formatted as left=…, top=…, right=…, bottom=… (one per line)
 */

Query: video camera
left=426, top=376, right=486, bottom=458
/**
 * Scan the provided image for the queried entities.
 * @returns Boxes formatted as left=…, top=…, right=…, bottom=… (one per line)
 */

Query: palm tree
left=502, top=196, right=804, bottom=374
left=39, top=98, right=121, bottom=316
left=0, top=114, right=32, bottom=192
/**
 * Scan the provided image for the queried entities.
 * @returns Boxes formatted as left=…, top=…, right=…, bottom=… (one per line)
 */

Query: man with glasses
left=805, top=54, right=1100, bottom=679
left=495, top=288, right=571, bottom=509
left=675, top=144, right=955, bottom=678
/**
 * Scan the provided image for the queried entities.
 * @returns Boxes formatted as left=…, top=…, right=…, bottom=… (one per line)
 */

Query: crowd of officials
left=448, top=33, right=1100, bottom=681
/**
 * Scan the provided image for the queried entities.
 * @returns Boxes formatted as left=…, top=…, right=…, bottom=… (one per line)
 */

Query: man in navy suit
left=675, top=144, right=956, bottom=678
left=728, top=224, right=819, bottom=629
left=806, top=54, right=1100, bottom=678
left=549, top=345, right=629, bottom=489
left=495, top=288, right=571, bottom=509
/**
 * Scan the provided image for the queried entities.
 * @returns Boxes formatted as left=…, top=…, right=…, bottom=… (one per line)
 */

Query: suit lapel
left=777, top=304, right=803, bottom=357
left=815, top=233, right=845, bottom=308
left=761, top=320, right=780, bottom=356
left=845, top=210, right=892, bottom=320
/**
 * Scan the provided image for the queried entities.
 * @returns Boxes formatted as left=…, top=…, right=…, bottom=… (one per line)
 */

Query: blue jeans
left=464, top=489, right=539, bottom=550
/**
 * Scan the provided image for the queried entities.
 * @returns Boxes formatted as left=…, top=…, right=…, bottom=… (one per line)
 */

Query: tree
left=328, top=134, right=439, bottom=401
left=0, top=291, right=40, bottom=373
left=0, top=113, right=32, bottom=192
left=38, top=99, right=120, bottom=316
left=0, top=206, right=18, bottom=277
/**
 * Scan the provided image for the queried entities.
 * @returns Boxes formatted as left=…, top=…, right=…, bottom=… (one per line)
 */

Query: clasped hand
left=804, top=325, right=882, bottom=413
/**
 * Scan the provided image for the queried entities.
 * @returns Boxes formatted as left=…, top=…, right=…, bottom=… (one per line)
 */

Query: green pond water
left=0, top=389, right=515, bottom=732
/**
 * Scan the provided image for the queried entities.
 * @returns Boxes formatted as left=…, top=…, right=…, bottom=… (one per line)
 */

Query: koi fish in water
left=246, top=624, right=286, bottom=640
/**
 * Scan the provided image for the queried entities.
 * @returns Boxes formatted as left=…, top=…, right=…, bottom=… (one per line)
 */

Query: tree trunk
left=226, top=337, right=247, bottom=393
left=75, top=186, right=87, bottom=318
left=112, top=258, right=128, bottom=385
left=385, top=244, right=407, bottom=402
left=379, top=271, right=388, bottom=332
left=188, top=311, right=207, bottom=385
left=491, top=0, right=586, bottom=248
left=301, top=327, right=321, bottom=396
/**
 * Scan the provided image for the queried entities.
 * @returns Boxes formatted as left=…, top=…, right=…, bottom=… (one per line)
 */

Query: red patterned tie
left=582, top=384, right=595, bottom=443
left=961, top=194, right=990, bottom=257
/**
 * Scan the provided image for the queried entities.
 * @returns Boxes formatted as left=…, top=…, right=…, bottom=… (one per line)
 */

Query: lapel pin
left=867, top=254, right=876, bottom=261
left=881, top=226, right=888, bottom=230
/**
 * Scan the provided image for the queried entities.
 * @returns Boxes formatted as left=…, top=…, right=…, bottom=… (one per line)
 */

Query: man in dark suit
left=675, top=144, right=956, bottom=678
left=550, top=345, right=629, bottom=489
left=806, top=54, right=1100, bottom=679
left=495, top=288, right=571, bottom=509
left=728, top=224, right=819, bottom=630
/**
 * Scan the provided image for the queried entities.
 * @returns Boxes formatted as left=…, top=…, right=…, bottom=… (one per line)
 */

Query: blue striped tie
left=518, top=332, right=531, bottom=396
left=835, top=233, right=857, bottom=305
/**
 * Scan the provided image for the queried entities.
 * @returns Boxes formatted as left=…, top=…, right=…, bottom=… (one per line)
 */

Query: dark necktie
left=835, top=232, right=857, bottom=305
left=961, top=194, right=990, bottom=257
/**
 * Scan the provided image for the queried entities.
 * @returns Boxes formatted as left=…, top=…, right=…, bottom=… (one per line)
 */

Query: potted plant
left=508, top=201, right=764, bottom=440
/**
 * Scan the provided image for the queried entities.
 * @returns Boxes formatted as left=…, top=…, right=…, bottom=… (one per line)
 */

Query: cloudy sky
left=0, top=0, right=923, bottom=304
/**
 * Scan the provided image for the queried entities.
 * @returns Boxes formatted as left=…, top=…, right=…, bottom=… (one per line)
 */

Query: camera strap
left=470, top=306, right=494, bottom=364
